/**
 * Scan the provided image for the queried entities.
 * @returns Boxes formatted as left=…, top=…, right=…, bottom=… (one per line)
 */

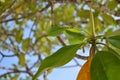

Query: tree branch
left=0, top=71, right=27, bottom=78
left=75, top=54, right=88, bottom=60
left=0, top=3, right=51, bottom=23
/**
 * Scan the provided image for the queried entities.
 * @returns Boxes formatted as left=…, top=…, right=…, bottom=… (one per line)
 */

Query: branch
left=25, top=64, right=34, bottom=76
left=0, top=51, right=16, bottom=57
left=73, top=58, right=82, bottom=66
left=29, top=54, right=42, bottom=70
left=0, top=71, right=27, bottom=78
left=0, top=0, right=16, bottom=16
left=0, top=3, right=51, bottom=23
left=0, top=51, right=16, bottom=62
left=115, top=0, right=120, bottom=3
left=0, top=65, right=33, bottom=78
left=0, top=66, right=28, bottom=78
left=51, top=0, right=120, bottom=17
left=75, top=54, right=89, bottom=60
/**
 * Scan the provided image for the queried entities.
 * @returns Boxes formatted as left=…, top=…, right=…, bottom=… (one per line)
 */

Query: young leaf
left=15, top=6, right=22, bottom=13
left=78, top=10, right=90, bottom=18
left=65, top=29, right=85, bottom=44
left=22, top=38, right=32, bottom=52
left=32, top=44, right=82, bottom=80
left=47, top=27, right=67, bottom=36
left=107, top=0, right=118, bottom=10
left=90, top=51, right=120, bottom=80
left=106, top=29, right=120, bottom=37
left=15, top=30, right=23, bottom=43
left=18, top=53, right=25, bottom=67
left=101, top=13, right=116, bottom=25
left=76, top=57, right=92, bottom=80
left=108, top=35, right=120, bottom=49
left=94, top=18, right=102, bottom=32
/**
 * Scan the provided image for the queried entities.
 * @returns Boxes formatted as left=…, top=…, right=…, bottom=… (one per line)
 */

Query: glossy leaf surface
left=32, top=44, right=81, bottom=80
left=108, top=35, right=120, bottom=49
left=90, top=51, right=120, bottom=80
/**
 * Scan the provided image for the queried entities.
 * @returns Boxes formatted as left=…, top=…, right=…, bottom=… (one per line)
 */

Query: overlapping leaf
left=90, top=51, right=120, bottom=80
left=18, top=53, right=25, bottom=67
left=47, top=27, right=67, bottom=36
left=101, top=13, right=116, bottom=25
left=108, top=35, right=120, bottom=49
left=22, top=38, right=32, bottom=52
left=65, top=29, right=85, bottom=44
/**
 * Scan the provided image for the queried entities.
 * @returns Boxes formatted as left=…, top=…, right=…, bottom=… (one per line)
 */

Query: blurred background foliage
left=0, top=0, right=120, bottom=79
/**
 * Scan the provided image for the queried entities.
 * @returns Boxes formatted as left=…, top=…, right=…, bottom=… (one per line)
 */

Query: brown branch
left=0, top=65, right=33, bottom=78
left=75, top=54, right=88, bottom=60
left=0, top=3, right=51, bottom=23
left=25, top=64, right=34, bottom=76
left=57, top=36, right=66, bottom=46
left=73, top=58, right=82, bottom=66
left=0, top=0, right=25, bottom=20
left=0, top=51, right=17, bottom=63
left=30, top=54, right=42, bottom=70
left=0, top=71, right=28, bottom=78
left=115, top=0, right=120, bottom=3
left=0, top=66, right=30, bottom=78
left=0, top=51, right=16, bottom=57
left=0, top=0, right=16, bottom=16
left=0, top=0, right=120, bottom=24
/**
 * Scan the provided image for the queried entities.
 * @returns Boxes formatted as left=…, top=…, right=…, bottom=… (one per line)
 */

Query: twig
left=75, top=54, right=88, bottom=60
left=0, top=51, right=16, bottom=62
left=30, top=54, right=42, bottom=69
left=25, top=64, right=33, bottom=76
left=0, top=3, right=51, bottom=23
left=73, top=58, right=82, bottom=67
left=0, top=71, right=27, bottom=78
left=0, top=51, right=16, bottom=57
left=0, top=0, right=16, bottom=16
left=57, top=36, right=66, bottom=46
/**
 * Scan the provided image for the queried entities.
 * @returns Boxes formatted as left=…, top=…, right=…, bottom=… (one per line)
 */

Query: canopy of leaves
left=0, top=0, right=120, bottom=80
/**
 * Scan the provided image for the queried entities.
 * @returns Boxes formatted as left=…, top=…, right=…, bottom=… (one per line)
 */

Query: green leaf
left=32, top=44, right=81, bottom=80
left=90, top=51, right=120, bottom=80
left=108, top=35, right=120, bottom=49
left=78, top=10, right=90, bottom=18
left=65, top=29, right=85, bottom=44
left=94, top=18, right=103, bottom=32
left=101, top=13, right=116, bottom=25
left=18, top=53, right=25, bottom=67
left=15, top=30, right=23, bottom=43
left=22, top=38, right=32, bottom=52
left=107, top=0, right=118, bottom=10
left=47, top=27, right=67, bottom=36
left=106, top=29, right=120, bottom=37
